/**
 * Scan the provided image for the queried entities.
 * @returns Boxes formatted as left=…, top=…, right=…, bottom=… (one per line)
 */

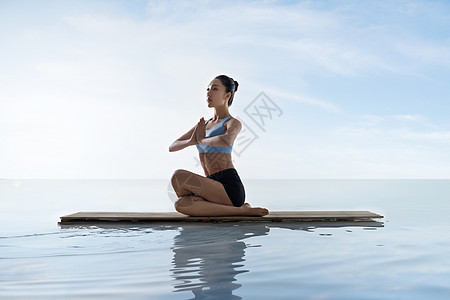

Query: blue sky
left=1, top=0, right=450, bottom=179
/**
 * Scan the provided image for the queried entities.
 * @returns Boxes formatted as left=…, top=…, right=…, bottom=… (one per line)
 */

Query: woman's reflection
left=170, top=223, right=269, bottom=299
left=169, top=220, right=383, bottom=299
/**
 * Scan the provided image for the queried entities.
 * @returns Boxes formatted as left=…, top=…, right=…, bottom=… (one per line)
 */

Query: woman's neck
left=213, top=106, right=230, bottom=120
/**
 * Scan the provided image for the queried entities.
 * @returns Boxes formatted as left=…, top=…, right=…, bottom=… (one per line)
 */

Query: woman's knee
left=171, top=169, right=190, bottom=184
left=171, top=169, right=188, bottom=191
left=171, top=169, right=202, bottom=196
left=174, top=196, right=196, bottom=214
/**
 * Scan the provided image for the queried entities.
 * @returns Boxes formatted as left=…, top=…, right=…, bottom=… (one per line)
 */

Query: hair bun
left=233, top=80, right=239, bottom=92
left=214, top=74, right=238, bottom=106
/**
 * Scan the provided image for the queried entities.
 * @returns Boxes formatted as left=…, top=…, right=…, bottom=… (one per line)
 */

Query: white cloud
left=393, top=114, right=425, bottom=122
left=337, top=114, right=449, bottom=142
left=263, top=87, right=342, bottom=113
left=400, top=130, right=450, bottom=142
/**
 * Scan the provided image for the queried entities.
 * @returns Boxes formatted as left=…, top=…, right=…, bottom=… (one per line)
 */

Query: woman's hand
left=195, top=118, right=206, bottom=144
left=169, top=118, right=203, bottom=151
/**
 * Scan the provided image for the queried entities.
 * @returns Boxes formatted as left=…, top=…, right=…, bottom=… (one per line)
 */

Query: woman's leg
left=171, top=169, right=233, bottom=206
left=174, top=195, right=268, bottom=217
left=171, top=169, right=268, bottom=216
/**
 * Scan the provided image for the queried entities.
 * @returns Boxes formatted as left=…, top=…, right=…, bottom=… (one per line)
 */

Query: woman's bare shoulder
left=226, top=117, right=242, bottom=131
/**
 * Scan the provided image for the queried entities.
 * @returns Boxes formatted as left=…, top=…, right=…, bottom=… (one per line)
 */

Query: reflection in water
left=59, top=220, right=383, bottom=300
left=170, top=224, right=269, bottom=300
left=169, top=220, right=383, bottom=299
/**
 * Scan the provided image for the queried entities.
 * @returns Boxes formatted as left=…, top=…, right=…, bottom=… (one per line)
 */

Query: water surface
left=1, top=179, right=449, bottom=299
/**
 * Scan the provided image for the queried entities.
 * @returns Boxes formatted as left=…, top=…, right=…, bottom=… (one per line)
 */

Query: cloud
left=91, top=0, right=449, bottom=78
left=399, top=130, right=450, bottom=142
left=51, top=1, right=450, bottom=84
left=335, top=114, right=450, bottom=144
left=263, top=88, right=342, bottom=113
left=393, top=114, right=425, bottom=122
left=394, top=40, right=450, bottom=67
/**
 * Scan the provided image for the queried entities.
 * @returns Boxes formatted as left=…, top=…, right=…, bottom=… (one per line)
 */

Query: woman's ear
left=225, top=92, right=231, bottom=102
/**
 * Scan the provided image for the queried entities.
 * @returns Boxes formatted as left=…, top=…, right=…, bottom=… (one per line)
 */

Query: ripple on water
left=1, top=224, right=181, bottom=299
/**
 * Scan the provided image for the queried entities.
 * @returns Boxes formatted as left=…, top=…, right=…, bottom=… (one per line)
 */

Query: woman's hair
left=215, top=75, right=239, bottom=106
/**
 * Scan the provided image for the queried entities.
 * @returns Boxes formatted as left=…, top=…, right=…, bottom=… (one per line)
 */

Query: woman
left=169, top=75, right=269, bottom=217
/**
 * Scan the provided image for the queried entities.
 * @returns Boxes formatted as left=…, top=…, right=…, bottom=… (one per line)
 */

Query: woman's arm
left=196, top=118, right=242, bottom=147
left=169, top=124, right=199, bottom=152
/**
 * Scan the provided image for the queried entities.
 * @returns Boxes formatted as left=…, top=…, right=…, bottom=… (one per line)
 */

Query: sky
left=1, top=0, right=450, bottom=179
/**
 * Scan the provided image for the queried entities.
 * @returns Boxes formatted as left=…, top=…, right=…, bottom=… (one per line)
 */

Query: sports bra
left=196, top=115, right=233, bottom=154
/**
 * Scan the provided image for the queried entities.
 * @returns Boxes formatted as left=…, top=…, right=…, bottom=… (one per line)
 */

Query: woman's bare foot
left=241, top=203, right=269, bottom=216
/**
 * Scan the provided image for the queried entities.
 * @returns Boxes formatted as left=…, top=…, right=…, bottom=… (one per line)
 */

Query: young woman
left=169, top=75, right=269, bottom=217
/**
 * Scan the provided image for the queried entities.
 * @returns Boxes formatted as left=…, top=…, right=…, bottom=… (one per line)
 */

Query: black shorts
left=207, top=168, right=245, bottom=207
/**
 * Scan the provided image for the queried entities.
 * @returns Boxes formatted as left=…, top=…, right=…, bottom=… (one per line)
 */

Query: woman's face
left=206, top=79, right=230, bottom=108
